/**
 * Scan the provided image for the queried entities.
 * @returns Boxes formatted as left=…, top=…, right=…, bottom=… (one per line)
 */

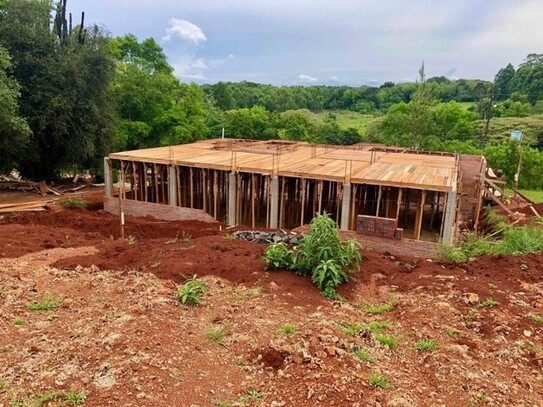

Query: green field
left=505, top=189, right=543, bottom=204
left=311, top=110, right=379, bottom=134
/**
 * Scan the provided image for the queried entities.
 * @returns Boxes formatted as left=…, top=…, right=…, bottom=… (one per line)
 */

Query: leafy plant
left=340, top=323, right=363, bottom=336
left=223, top=233, right=236, bottom=241
left=206, top=324, right=226, bottom=342
left=367, top=320, right=392, bottom=333
left=28, top=294, right=64, bottom=311
left=280, top=323, right=296, bottom=335
left=176, top=276, right=206, bottom=305
left=415, top=339, right=437, bottom=352
left=263, top=242, right=292, bottom=270
left=13, top=318, right=25, bottom=326
left=263, top=213, right=362, bottom=298
left=353, top=347, right=374, bottom=362
left=126, top=235, right=137, bottom=245
left=446, top=327, right=459, bottom=338
left=368, top=373, right=392, bottom=389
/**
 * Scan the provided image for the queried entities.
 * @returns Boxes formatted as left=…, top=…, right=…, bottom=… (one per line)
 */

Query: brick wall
left=104, top=197, right=216, bottom=223
left=356, top=215, right=403, bottom=240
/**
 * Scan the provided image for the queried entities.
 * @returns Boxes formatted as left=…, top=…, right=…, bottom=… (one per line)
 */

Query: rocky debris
left=233, top=230, right=302, bottom=245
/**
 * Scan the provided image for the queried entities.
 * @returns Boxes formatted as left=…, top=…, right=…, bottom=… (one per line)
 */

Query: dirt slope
left=1, top=206, right=542, bottom=406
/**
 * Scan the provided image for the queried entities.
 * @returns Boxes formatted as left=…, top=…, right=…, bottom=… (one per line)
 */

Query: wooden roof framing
left=109, top=139, right=459, bottom=192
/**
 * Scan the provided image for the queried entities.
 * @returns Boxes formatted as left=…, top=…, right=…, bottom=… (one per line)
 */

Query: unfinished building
left=104, top=139, right=486, bottom=243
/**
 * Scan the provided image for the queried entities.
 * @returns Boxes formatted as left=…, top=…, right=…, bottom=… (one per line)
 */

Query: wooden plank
left=414, top=190, right=426, bottom=240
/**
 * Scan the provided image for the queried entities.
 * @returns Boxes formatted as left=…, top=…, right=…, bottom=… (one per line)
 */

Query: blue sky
left=68, top=0, right=543, bottom=85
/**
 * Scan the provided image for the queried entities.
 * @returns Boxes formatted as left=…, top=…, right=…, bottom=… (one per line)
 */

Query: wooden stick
left=375, top=185, right=382, bottom=216
left=118, top=168, right=125, bottom=240
left=280, top=177, right=286, bottom=228
left=189, top=167, right=194, bottom=208
left=300, top=178, right=306, bottom=226
left=414, top=190, right=426, bottom=240
left=395, top=188, right=403, bottom=227
left=251, top=173, right=256, bottom=228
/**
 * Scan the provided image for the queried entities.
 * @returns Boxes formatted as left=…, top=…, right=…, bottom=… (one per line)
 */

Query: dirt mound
left=257, top=347, right=285, bottom=369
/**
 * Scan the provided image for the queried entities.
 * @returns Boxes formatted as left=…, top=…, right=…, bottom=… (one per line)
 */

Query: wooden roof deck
left=109, top=139, right=458, bottom=192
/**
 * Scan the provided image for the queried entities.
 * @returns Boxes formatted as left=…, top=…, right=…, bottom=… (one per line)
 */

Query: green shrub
left=206, top=324, right=226, bottom=342
left=362, top=299, right=397, bottom=315
left=280, top=323, right=296, bottom=335
left=28, top=294, right=64, bottom=311
left=374, top=333, right=397, bottom=349
left=59, top=198, right=88, bottom=209
left=353, top=347, right=374, bottom=362
left=263, top=242, right=292, bottom=270
left=479, top=298, right=500, bottom=308
left=263, top=213, right=361, bottom=298
left=176, top=276, right=206, bottom=305
left=529, top=314, right=543, bottom=324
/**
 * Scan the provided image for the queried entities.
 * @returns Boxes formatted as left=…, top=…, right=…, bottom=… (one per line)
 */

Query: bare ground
left=1, top=201, right=542, bottom=407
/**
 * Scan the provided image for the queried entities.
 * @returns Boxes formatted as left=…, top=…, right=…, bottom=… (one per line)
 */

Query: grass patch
left=280, top=323, right=296, bottom=335
left=362, top=298, right=397, bottom=315
left=125, top=235, right=137, bottom=245
left=367, top=320, right=392, bottom=333
left=353, top=347, right=374, bottom=363
left=368, top=372, right=392, bottom=389
left=28, top=294, right=64, bottom=311
left=373, top=333, right=397, bottom=349
left=415, top=339, right=437, bottom=352
left=340, top=323, right=363, bottom=336
left=206, top=324, right=226, bottom=343
left=479, top=298, right=500, bottom=308
left=505, top=188, right=543, bottom=204
left=446, top=327, right=458, bottom=338
left=529, top=314, right=543, bottom=324
left=233, top=286, right=262, bottom=301
left=223, top=233, right=236, bottom=241
left=59, top=198, right=88, bottom=209
left=10, top=388, right=89, bottom=406
left=13, top=318, right=25, bottom=326
left=176, top=276, right=206, bottom=305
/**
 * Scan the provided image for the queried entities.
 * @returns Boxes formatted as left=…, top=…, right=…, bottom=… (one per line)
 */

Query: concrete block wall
left=104, top=197, right=216, bottom=223
left=356, top=215, right=402, bottom=240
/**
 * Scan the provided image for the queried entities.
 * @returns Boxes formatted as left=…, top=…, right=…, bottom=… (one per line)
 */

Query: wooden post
left=143, top=163, right=148, bottom=202
left=300, top=178, right=306, bottom=226
left=279, top=177, right=286, bottom=228
left=350, top=184, right=357, bottom=230
left=131, top=161, right=138, bottom=201
left=153, top=164, right=159, bottom=203
left=161, top=165, right=166, bottom=204
left=251, top=173, right=256, bottom=228
left=375, top=185, right=382, bottom=216
left=189, top=167, right=194, bottom=208
left=414, top=190, right=426, bottom=240
left=395, top=188, right=403, bottom=227
left=117, top=168, right=125, bottom=240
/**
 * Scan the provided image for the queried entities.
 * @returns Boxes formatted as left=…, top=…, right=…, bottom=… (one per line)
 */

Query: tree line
left=0, top=0, right=542, bottom=190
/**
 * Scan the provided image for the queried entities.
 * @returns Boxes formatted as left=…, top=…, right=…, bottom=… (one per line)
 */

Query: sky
left=68, top=0, right=543, bottom=86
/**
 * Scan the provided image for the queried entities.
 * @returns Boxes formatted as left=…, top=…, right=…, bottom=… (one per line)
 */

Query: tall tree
left=0, top=0, right=115, bottom=178
left=0, top=45, right=31, bottom=173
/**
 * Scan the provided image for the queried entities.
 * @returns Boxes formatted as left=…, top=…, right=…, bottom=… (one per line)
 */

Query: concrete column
left=340, top=183, right=352, bottom=230
left=104, top=157, right=113, bottom=198
left=269, top=176, right=279, bottom=229
left=227, top=172, right=237, bottom=226
left=168, top=166, right=177, bottom=206
left=441, top=191, right=457, bottom=244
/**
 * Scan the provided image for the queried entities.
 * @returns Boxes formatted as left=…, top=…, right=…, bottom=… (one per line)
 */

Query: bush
left=263, top=213, right=362, bottom=298
left=59, top=198, right=89, bottom=209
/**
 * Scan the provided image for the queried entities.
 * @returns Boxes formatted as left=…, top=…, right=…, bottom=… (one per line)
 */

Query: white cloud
left=190, top=58, right=208, bottom=70
left=162, top=18, right=207, bottom=45
left=329, top=75, right=340, bottom=81
left=298, top=74, right=317, bottom=83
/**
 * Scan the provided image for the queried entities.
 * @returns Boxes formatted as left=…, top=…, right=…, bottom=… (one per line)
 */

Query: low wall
left=356, top=215, right=403, bottom=239
left=104, top=197, right=216, bottom=223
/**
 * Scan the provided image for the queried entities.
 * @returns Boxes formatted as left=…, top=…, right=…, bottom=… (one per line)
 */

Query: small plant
left=239, top=389, right=265, bottom=403
left=368, top=372, right=392, bottom=389
left=176, top=276, right=206, bottom=305
left=13, top=318, right=25, bottom=326
left=64, top=389, right=89, bottom=404
left=28, top=294, right=64, bottom=311
left=280, top=323, right=296, bottom=335
left=263, top=242, right=292, bottom=270
left=235, top=356, right=246, bottom=366
left=529, top=314, right=543, bottom=324
left=0, top=379, right=5, bottom=390
left=446, top=327, right=458, bottom=338
left=353, top=347, right=374, bottom=362
left=59, top=198, right=88, bottom=209
left=206, top=324, right=226, bottom=343
left=126, top=235, right=137, bottom=245
left=362, top=298, right=397, bottom=315
left=340, top=323, right=363, bottom=336
left=415, top=339, right=437, bottom=352
left=374, top=333, right=397, bottom=349
left=182, top=232, right=192, bottom=243
left=367, top=320, right=392, bottom=333
left=479, top=298, right=500, bottom=308
left=223, top=233, right=236, bottom=241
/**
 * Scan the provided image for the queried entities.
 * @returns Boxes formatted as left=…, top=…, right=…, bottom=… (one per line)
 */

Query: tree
left=0, top=46, right=30, bottom=173
left=212, top=81, right=234, bottom=110
left=494, top=63, right=515, bottom=100
left=0, top=0, right=115, bottom=178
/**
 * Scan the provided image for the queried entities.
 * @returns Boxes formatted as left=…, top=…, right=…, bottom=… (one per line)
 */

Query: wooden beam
left=375, top=185, right=382, bottom=216
left=483, top=185, right=516, bottom=217
left=189, top=167, right=194, bottom=208
left=251, top=173, right=256, bottom=228
left=395, top=188, right=403, bottom=227
left=414, top=190, right=426, bottom=240
left=300, top=178, right=306, bottom=226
